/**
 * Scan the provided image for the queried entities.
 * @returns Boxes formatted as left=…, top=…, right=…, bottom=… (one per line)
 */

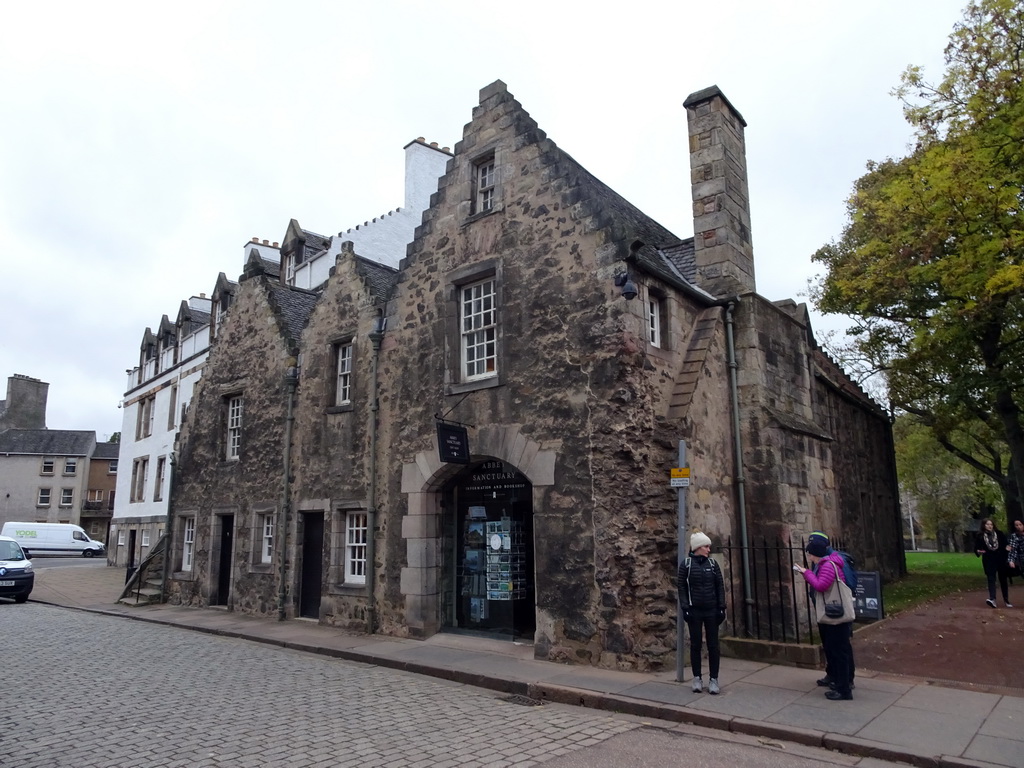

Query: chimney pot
left=272, top=242, right=279, bottom=248
left=251, top=237, right=259, bottom=242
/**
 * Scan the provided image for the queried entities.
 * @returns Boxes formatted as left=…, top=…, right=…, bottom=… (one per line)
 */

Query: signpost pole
left=675, top=441, right=688, bottom=683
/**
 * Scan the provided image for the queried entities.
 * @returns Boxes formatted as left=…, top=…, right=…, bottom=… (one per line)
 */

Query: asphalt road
left=4, top=604, right=908, bottom=767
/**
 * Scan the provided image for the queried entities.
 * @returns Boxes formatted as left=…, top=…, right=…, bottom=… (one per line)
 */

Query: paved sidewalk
left=23, top=562, right=1024, bottom=768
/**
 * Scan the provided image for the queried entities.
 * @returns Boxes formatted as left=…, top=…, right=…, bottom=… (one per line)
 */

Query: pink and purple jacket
left=802, top=551, right=847, bottom=593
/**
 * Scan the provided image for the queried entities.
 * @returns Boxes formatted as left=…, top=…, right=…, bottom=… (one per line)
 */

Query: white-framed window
left=153, top=457, right=166, bottom=502
left=335, top=342, right=353, bottom=406
left=41, top=457, right=55, bottom=475
left=108, top=459, right=118, bottom=474
left=130, top=457, right=149, bottom=502
left=60, top=488, right=74, bottom=507
left=474, top=156, right=496, bottom=214
left=88, top=489, right=104, bottom=503
left=182, top=517, right=196, bottom=571
left=260, top=514, right=274, bottom=564
left=142, top=530, right=150, bottom=547
left=63, top=457, right=78, bottom=475
left=117, top=530, right=126, bottom=546
left=345, top=511, right=368, bottom=584
left=167, top=385, right=178, bottom=430
left=647, top=296, right=662, bottom=348
left=461, top=278, right=497, bottom=381
left=226, top=395, right=243, bottom=460
left=37, top=488, right=51, bottom=506
left=136, top=396, right=155, bottom=439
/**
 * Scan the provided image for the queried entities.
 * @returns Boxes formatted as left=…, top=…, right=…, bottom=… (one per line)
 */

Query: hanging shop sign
left=437, top=421, right=470, bottom=464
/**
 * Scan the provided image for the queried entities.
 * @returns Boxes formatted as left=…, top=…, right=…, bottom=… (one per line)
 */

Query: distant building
left=0, top=373, right=100, bottom=530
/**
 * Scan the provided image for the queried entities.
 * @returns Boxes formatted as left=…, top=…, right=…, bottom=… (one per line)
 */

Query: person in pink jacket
left=794, top=539, right=854, bottom=700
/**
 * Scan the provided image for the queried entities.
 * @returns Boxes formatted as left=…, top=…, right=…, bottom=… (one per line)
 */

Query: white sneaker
left=1006, top=602, right=1014, bottom=608
left=708, top=678, right=720, bottom=695
left=986, top=599, right=996, bottom=608
left=692, top=675, right=703, bottom=693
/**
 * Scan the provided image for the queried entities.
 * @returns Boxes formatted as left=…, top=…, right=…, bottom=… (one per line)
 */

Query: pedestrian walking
left=677, top=531, right=726, bottom=695
left=802, top=532, right=855, bottom=692
left=1007, top=519, right=1024, bottom=586
left=795, top=537, right=854, bottom=701
left=974, top=517, right=1012, bottom=608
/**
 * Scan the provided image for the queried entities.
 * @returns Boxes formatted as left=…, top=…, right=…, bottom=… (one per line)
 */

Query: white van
left=0, top=522, right=105, bottom=558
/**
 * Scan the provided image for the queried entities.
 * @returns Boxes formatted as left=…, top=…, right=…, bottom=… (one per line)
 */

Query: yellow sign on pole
left=670, top=467, right=690, bottom=487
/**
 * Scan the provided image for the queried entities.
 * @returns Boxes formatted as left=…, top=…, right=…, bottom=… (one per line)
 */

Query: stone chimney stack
left=0, top=374, right=49, bottom=430
left=684, top=85, right=755, bottom=296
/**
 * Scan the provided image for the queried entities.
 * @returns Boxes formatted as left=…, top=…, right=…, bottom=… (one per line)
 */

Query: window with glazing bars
left=461, top=279, right=497, bottom=380
left=345, top=512, right=367, bottom=584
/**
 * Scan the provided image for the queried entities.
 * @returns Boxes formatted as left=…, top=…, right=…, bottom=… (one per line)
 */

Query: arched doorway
left=441, top=458, right=535, bottom=640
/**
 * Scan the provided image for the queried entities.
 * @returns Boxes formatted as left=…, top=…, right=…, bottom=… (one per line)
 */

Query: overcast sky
left=0, top=0, right=969, bottom=440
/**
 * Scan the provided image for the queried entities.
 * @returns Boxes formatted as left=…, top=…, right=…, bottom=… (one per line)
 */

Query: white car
left=0, top=535, right=34, bottom=603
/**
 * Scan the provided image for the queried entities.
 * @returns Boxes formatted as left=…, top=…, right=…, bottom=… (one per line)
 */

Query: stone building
left=166, top=82, right=901, bottom=671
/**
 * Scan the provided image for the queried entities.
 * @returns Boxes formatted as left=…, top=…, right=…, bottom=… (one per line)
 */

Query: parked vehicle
left=0, top=522, right=105, bottom=557
left=0, top=534, right=34, bottom=602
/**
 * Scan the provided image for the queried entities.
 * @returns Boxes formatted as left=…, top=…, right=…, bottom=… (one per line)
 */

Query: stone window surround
left=445, top=258, right=504, bottom=396
left=249, top=502, right=277, bottom=573
left=399, top=425, right=559, bottom=638
left=462, top=144, right=504, bottom=223
left=326, top=335, right=355, bottom=414
left=324, top=498, right=370, bottom=596
left=645, top=284, right=671, bottom=353
left=173, top=510, right=198, bottom=578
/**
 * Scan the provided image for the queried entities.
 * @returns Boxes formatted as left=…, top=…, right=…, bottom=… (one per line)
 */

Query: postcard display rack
left=463, top=514, right=528, bottom=623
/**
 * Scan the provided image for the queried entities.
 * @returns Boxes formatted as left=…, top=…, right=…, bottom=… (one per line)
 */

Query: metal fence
left=718, top=535, right=837, bottom=645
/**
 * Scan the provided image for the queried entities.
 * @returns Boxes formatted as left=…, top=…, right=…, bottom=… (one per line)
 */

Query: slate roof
left=267, top=284, right=320, bottom=349
left=660, top=240, right=696, bottom=283
left=355, top=256, right=400, bottom=303
left=92, top=441, right=121, bottom=460
left=0, top=429, right=96, bottom=456
left=302, top=229, right=331, bottom=262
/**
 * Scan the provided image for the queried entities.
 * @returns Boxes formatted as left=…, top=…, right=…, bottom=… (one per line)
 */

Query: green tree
left=107, top=431, right=121, bottom=443
left=812, top=0, right=1024, bottom=524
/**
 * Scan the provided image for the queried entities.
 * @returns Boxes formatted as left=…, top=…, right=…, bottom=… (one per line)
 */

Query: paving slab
left=685, top=681, right=804, bottom=720
left=856, top=704, right=989, bottom=758
left=964, top=734, right=1024, bottom=768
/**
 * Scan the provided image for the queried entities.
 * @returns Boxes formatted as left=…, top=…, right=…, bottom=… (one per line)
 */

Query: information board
left=853, top=571, right=883, bottom=621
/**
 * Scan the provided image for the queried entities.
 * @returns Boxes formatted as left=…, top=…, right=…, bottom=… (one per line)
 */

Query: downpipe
left=366, top=316, right=386, bottom=634
left=725, top=300, right=754, bottom=634
left=278, top=363, right=299, bottom=621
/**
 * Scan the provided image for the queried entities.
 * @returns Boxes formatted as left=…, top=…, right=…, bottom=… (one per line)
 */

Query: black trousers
left=687, top=611, right=720, bottom=679
left=983, top=559, right=1010, bottom=602
left=819, top=622, right=853, bottom=696
left=824, top=622, right=855, bottom=684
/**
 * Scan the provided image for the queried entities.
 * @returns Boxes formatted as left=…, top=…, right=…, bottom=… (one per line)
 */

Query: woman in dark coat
left=677, top=531, right=726, bottom=695
left=975, top=517, right=1011, bottom=608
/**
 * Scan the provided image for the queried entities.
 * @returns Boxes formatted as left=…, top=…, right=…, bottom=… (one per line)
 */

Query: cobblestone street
left=6, top=604, right=638, bottom=768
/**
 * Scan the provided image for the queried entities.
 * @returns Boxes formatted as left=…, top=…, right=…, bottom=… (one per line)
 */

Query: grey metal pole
left=675, top=440, right=688, bottom=683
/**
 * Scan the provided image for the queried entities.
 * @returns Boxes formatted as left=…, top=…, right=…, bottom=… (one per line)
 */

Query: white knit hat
left=690, top=532, right=712, bottom=550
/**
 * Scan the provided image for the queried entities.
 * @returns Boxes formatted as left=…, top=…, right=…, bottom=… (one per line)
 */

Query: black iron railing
left=718, top=535, right=845, bottom=645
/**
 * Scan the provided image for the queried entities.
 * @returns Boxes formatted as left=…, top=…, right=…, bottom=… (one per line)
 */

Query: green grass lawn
left=883, top=551, right=988, bottom=615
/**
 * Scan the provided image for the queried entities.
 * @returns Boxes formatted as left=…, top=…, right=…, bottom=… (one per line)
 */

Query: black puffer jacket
left=677, top=553, right=725, bottom=612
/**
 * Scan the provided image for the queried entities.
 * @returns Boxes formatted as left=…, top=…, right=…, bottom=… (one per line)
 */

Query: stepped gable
left=407, top=80, right=682, bottom=269
left=0, top=429, right=96, bottom=455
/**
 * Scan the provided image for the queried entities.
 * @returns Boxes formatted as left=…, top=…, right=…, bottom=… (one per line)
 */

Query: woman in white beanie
left=677, top=531, right=726, bottom=694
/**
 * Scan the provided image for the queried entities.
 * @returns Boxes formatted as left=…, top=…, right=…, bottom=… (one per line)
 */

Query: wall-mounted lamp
left=614, top=272, right=638, bottom=301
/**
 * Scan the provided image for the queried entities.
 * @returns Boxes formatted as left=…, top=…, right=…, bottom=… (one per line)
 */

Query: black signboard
left=437, top=422, right=470, bottom=464
left=853, top=571, right=883, bottom=621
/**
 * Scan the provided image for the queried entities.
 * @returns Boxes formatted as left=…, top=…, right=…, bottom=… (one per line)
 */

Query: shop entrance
left=442, top=459, right=535, bottom=641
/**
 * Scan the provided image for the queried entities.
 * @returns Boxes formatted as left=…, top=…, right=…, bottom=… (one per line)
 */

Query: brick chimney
left=684, top=86, right=755, bottom=296
left=0, top=374, right=49, bottom=430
